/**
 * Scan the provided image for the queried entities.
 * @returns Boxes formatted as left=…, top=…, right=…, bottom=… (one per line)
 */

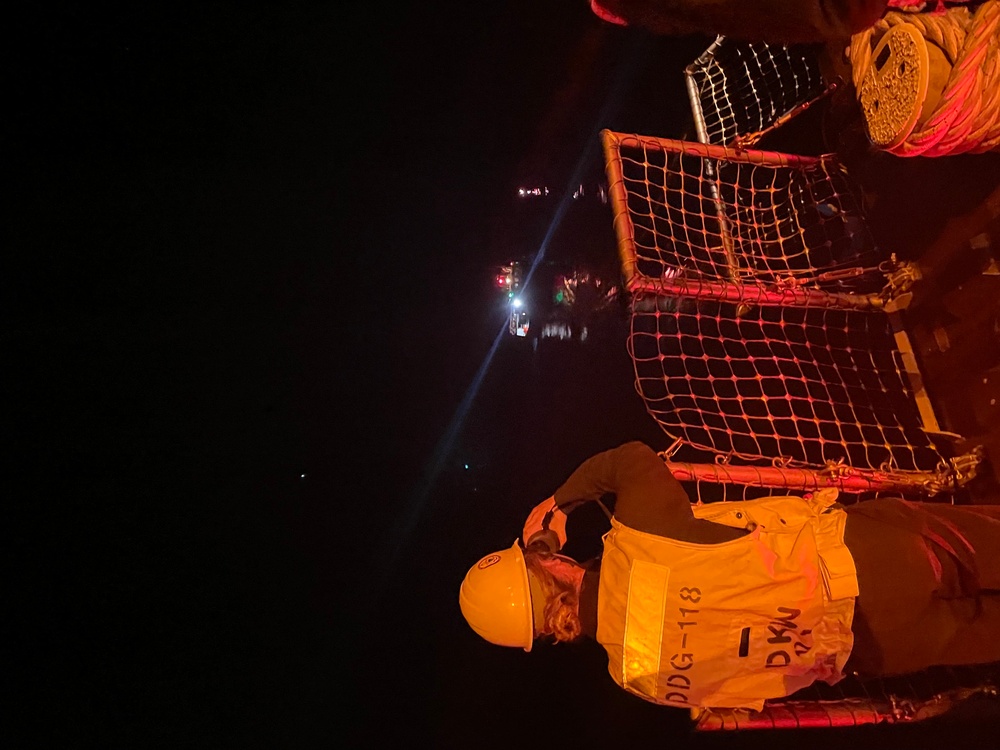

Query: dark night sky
left=8, top=2, right=997, bottom=747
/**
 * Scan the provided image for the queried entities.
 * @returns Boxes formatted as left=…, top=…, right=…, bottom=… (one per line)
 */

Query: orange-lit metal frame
left=599, top=130, right=887, bottom=311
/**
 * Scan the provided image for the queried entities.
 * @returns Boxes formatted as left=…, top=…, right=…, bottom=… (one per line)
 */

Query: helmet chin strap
left=521, top=497, right=613, bottom=638
left=524, top=550, right=587, bottom=640
left=525, top=529, right=560, bottom=553
left=527, top=569, right=548, bottom=636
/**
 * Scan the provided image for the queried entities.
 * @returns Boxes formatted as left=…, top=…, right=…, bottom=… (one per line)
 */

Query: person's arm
left=590, top=0, right=889, bottom=44
left=552, top=441, right=744, bottom=543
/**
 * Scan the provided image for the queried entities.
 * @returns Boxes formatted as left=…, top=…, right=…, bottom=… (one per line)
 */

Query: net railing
left=685, top=36, right=830, bottom=147
left=600, top=129, right=967, bottom=489
left=598, top=36, right=996, bottom=730
left=603, top=132, right=884, bottom=292
left=664, top=446, right=962, bottom=504
left=633, top=299, right=944, bottom=474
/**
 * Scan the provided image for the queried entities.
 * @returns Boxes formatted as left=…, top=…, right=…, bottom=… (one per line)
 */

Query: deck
left=829, top=82, right=1000, bottom=505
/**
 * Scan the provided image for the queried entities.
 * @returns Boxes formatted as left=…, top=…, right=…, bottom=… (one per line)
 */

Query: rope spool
left=849, top=1, right=1000, bottom=156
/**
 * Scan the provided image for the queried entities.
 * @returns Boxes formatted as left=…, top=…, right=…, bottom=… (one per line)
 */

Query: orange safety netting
left=684, top=36, right=827, bottom=147
left=607, top=135, right=883, bottom=288
left=632, top=301, right=944, bottom=472
left=601, top=130, right=954, bottom=485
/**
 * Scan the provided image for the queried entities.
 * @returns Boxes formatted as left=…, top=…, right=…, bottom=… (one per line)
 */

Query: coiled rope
left=849, top=0, right=1000, bottom=156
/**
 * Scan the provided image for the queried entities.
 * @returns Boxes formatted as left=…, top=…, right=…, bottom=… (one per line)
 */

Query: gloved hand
left=522, top=496, right=568, bottom=551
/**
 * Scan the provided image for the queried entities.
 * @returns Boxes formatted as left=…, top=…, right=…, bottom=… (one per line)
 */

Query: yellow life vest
left=596, top=489, right=858, bottom=711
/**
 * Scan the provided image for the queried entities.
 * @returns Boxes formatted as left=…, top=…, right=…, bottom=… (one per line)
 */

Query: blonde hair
left=523, top=548, right=583, bottom=644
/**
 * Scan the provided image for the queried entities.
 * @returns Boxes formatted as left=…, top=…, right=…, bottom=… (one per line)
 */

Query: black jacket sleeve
left=553, top=441, right=745, bottom=543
